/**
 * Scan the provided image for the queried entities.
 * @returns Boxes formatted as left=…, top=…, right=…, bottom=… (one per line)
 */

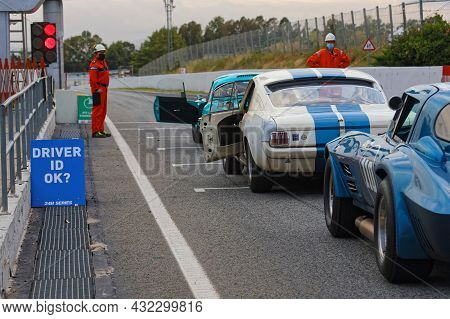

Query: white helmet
left=325, top=33, right=336, bottom=42
left=94, top=44, right=106, bottom=53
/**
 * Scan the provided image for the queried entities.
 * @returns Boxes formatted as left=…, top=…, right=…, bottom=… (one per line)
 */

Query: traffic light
left=31, top=22, right=57, bottom=65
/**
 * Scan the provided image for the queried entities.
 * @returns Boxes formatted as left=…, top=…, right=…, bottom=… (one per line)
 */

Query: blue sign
left=31, top=139, right=86, bottom=207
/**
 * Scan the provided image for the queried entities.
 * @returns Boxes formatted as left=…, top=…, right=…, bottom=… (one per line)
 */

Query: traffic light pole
left=43, top=0, right=64, bottom=89
left=0, top=12, right=10, bottom=60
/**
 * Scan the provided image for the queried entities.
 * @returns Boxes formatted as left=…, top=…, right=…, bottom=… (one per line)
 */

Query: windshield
left=268, top=84, right=386, bottom=107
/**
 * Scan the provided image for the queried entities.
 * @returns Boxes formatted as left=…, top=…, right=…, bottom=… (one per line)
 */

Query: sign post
left=31, top=139, right=86, bottom=207
left=78, top=95, right=92, bottom=123
left=363, top=38, right=376, bottom=66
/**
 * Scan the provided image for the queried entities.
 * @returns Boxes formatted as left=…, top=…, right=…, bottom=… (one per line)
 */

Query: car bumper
left=406, top=197, right=450, bottom=262
left=261, top=142, right=323, bottom=174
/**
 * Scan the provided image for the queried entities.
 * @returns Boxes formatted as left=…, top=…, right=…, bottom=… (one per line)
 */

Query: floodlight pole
left=163, top=0, right=175, bottom=56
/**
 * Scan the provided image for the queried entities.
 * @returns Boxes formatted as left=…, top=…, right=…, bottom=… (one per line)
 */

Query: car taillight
left=270, top=131, right=289, bottom=147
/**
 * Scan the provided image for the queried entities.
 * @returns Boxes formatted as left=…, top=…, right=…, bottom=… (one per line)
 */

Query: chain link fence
left=139, top=0, right=449, bottom=76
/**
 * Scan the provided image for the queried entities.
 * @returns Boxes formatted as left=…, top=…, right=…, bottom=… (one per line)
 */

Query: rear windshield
left=267, top=79, right=386, bottom=107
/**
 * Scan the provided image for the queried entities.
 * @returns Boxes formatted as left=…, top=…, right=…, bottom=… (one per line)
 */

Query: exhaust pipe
left=355, top=216, right=374, bottom=242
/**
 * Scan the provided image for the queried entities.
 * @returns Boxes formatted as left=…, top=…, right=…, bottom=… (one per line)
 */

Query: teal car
left=154, top=72, right=260, bottom=143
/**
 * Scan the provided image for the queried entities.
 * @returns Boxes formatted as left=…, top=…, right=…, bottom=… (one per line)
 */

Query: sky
left=28, top=0, right=409, bottom=46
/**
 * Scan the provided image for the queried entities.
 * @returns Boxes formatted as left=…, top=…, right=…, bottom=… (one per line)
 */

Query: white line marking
left=147, top=136, right=192, bottom=139
left=114, top=121, right=184, bottom=124
left=158, top=147, right=201, bottom=151
left=106, top=116, right=219, bottom=299
left=194, top=187, right=249, bottom=193
left=172, top=162, right=222, bottom=167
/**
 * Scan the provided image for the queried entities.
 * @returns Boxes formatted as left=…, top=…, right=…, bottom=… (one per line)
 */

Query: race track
left=86, top=90, right=450, bottom=298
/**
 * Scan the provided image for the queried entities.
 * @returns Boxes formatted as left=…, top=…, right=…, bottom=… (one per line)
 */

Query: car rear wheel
left=374, top=178, right=433, bottom=283
left=246, top=143, right=272, bottom=193
left=223, top=156, right=243, bottom=175
left=324, top=158, right=360, bottom=238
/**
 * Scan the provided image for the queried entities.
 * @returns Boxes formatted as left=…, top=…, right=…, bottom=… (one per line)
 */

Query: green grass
left=182, top=46, right=384, bottom=73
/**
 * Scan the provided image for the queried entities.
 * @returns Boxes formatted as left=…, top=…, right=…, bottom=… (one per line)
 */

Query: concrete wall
left=99, top=66, right=444, bottom=99
left=0, top=109, right=56, bottom=298
left=55, top=89, right=88, bottom=124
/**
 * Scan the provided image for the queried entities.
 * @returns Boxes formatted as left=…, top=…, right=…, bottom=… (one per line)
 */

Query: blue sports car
left=324, top=82, right=449, bottom=282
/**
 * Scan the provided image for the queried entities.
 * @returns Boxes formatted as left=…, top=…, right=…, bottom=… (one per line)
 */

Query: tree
left=264, top=17, right=279, bottom=29
left=179, top=21, right=203, bottom=45
left=107, top=41, right=135, bottom=69
left=64, top=31, right=103, bottom=72
left=375, top=15, right=450, bottom=66
left=204, top=16, right=225, bottom=41
left=279, top=17, right=290, bottom=26
left=132, top=27, right=185, bottom=70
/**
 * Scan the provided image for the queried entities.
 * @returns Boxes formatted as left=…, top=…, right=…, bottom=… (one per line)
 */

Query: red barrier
left=0, top=57, right=47, bottom=102
left=442, top=65, right=450, bottom=83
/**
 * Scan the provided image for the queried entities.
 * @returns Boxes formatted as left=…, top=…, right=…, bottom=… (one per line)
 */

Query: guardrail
left=0, top=76, right=53, bottom=212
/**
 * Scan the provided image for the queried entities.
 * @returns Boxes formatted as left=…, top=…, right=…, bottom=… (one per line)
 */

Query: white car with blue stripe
left=200, top=68, right=394, bottom=193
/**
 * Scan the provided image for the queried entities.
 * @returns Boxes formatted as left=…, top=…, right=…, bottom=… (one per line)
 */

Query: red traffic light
left=31, top=22, right=57, bottom=65
left=45, top=37, right=56, bottom=50
left=44, top=24, right=56, bottom=36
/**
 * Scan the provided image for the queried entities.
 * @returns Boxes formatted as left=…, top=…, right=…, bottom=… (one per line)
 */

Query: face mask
left=326, top=43, right=335, bottom=50
left=97, top=53, right=106, bottom=60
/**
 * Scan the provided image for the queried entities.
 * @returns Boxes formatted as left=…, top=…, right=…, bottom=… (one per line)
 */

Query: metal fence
left=0, top=76, right=53, bottom=212
left=139, top=0, right=450, bottom=75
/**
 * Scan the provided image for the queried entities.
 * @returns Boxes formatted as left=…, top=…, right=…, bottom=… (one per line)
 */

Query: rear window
left=435, top=104, right=449, bottom=142
left=266, top=79, right=386, bottom=107
left=235, top=81, right=249, bottom=96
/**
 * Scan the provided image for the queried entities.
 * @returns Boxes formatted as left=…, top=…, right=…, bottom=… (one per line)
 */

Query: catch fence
left=139, top=0, right=450, bottom=75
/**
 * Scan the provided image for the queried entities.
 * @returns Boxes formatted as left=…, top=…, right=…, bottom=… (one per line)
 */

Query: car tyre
left=324, top=158, right=360, bottom=238
left=374, top=178, right=433, bottom=283
left=192, top=125, right=202, bottom=144
left=223, top=156, right=243, bottom=175
left=246, top=143, right=272, bottom=193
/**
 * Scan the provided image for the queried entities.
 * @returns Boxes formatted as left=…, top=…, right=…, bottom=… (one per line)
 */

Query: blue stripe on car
left=335, top=103, right=371, bottom=133
left=318, top=69, right=346, bottom=78
left=306, top=104, right=340, bottom=172
left=288, top=69, right=319, bottom=79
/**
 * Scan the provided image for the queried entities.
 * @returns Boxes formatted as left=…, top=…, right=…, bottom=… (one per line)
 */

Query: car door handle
left=173, top=109, right=181, bottom=112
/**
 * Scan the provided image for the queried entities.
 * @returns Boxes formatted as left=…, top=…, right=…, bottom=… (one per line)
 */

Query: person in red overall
left=89, top=44, right=111, bottom=138
left=307, top=33, right=351, bottom=68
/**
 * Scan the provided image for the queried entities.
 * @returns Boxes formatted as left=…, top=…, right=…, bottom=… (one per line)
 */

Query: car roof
left=405, top=82, right=450, bottom=104
left=254, top=68, right=378, bottom=86
left=212, top=72, right=260, bottom=89
left=433, top=82, right=450, bottom=92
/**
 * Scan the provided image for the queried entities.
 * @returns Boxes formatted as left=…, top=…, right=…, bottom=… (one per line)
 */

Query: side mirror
left=388, top=96, right=403, bottom=111
left=414, top=136, right=444, bottom=163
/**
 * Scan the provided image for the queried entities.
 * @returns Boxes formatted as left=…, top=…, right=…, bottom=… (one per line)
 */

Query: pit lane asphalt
left=88, top=90, right=450, bottom=298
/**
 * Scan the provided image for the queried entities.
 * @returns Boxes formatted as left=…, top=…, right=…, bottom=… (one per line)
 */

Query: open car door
left=153, top=83, right=205, bottom=124
left=154, top=96, right=201, bottom=124
left=200, top=82, right=244, bottom=162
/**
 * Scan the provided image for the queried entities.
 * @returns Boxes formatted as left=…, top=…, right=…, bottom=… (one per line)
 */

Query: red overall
left=89, top=58, right=110, bottom=134
left=307, top=47, right=351, bottom=68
